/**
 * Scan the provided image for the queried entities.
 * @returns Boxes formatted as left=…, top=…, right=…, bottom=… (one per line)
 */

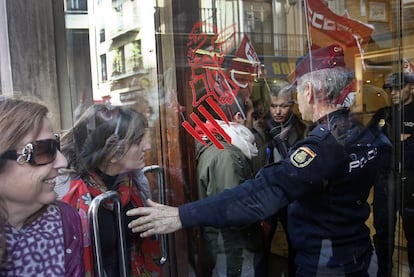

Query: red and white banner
left=227, top=34, right=262, bottom=86
left=306, top=0, right=374, bottom=69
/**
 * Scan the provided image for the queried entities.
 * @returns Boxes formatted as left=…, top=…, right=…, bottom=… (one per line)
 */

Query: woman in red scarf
left=58, top=103, right=162, bottom=277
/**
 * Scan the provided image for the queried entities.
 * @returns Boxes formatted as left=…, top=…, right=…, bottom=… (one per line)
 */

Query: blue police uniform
left=179, top=109, right=392, bottom=276
left=370, top=101, right=414, bottom=276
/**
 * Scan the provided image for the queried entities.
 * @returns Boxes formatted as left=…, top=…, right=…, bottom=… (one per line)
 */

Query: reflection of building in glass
left=66, top=0, right=87, bottom=12
left=88, top=0, right=157, bottom=109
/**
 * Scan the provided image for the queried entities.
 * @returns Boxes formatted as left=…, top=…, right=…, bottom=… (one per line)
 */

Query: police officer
left=127, top=45, right=392, bottom=276
left=370, top=72, right=414, bottom=277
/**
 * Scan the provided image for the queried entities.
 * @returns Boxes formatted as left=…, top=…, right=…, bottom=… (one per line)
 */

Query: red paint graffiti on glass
left=184, top=22, right=238, bottom=149
left=184, top=23, right=261, bottom=149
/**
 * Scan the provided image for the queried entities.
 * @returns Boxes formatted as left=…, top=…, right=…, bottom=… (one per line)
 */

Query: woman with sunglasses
left=0, top=97, right=84, bottom=276
left=58, top=103, right=161, bottom=277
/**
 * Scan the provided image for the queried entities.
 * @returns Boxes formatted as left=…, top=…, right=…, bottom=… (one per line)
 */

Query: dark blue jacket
left=179, top=109, right=392, bottom=274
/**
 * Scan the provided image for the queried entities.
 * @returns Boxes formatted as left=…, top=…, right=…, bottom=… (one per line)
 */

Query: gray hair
left=296, top=67, right=352, bottom=106
left=270, top=82, right=295, bottom=104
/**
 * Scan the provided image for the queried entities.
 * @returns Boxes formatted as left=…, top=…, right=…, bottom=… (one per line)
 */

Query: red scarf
left=62, top=172, right=162, bottom=276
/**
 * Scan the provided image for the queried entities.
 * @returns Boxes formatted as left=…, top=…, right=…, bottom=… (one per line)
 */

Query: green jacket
left=195, top=139, right=265, bottom=276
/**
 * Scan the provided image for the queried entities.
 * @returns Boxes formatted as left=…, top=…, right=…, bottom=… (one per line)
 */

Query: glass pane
left=2, top=0, right=414, bottom=276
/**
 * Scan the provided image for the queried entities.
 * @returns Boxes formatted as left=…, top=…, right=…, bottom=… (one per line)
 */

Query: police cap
left=288, top=45, right=346, bottom=83
left=383, top=72, right=414, bottom=89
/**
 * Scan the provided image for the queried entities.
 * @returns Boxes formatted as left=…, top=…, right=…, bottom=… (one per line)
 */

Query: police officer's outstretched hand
left=127, top=199, right=182, bottom=237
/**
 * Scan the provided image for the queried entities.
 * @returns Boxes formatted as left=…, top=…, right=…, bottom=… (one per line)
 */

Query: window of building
left=66, top=0, right=87, bottom=12
left=100, top=54, right=107, bottom=82
left=112, top=47, right=125, bottom=76
left=99, top=28, right=105, bottom=43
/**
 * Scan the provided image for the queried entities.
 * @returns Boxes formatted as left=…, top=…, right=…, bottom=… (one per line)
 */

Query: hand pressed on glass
left=127, top=199, right=182, bottom=237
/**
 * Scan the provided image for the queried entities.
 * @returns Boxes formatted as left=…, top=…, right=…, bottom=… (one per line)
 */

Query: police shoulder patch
left=290, top=146, right=316, bottom=168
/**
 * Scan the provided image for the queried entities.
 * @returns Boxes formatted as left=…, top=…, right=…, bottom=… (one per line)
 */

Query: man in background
left=370, top=72, right=414, bottom=277
left=263, top=82, right=307, bottom=276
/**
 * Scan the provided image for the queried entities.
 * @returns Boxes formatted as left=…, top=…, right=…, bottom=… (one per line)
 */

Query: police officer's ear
left=304, top=81, right=314, bottom=104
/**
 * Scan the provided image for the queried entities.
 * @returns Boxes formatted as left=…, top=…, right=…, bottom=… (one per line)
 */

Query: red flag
left=227, top=34, right=262, bottom=88
left=306, top=0, right=374, bottom=69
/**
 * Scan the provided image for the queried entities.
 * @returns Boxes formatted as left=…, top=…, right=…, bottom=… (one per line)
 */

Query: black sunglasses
left=0, top=136, right=60, bottom=166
